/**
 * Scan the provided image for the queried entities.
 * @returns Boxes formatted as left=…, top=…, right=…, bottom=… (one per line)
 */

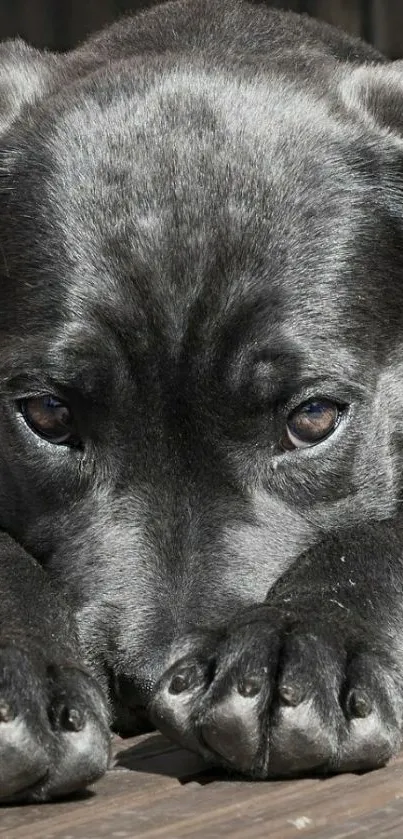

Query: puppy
left=0, top=0, right=403, bottom=802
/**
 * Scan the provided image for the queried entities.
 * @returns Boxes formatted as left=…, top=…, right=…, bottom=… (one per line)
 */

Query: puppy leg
left=0, top=532, right=110, bottom=802
left=151, top=519, right=403, bottom=778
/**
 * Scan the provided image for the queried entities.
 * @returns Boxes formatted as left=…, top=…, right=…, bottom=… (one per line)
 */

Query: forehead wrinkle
left=12, top=60, right=380, bottom=379
left=0, top=314, right=129, bottom=398
left=41, top=62, right=361, bottom=324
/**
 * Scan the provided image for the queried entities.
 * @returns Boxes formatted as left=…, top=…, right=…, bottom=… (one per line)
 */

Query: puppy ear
left=339, top=61, right=403, bottom=139
left=0, top=39, right=59, bottom=135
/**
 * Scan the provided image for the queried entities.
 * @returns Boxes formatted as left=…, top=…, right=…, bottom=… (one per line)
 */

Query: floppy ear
left=339, top=61, right=403, bottom=139
left=0, top=39, right=60, bottom=135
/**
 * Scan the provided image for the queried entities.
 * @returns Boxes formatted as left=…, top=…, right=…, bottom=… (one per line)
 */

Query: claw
left=238, top=673, right=265, bottom=698
left=60, top=707, right=86, bottom=732
left=347, top=689, right=373, bottom=719
left=0, top=701, right=15, bottom=723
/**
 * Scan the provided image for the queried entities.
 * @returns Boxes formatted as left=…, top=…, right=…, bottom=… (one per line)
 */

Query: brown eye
left=20, top=395, right=77, bottom=445
left=283, top=399, right=340, bottom=450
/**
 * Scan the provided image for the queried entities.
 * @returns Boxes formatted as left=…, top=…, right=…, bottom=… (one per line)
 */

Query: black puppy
left=1, top=0, right=403, bottom=802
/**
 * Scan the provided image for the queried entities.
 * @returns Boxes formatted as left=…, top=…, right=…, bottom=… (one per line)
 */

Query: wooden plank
left=2, top=734, right=403, bottom=838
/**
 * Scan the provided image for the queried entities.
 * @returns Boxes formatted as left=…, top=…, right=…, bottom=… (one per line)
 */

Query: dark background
left=0, top=1, right=402, bottom=58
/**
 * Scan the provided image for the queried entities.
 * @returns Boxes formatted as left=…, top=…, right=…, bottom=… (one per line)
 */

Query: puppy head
left=1, top=50, right=403, bottom=728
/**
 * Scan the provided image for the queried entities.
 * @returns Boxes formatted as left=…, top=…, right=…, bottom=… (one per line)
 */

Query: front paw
left=151, top=609, right=403, bottom=778
left=0, top=646, right=110, bottom=802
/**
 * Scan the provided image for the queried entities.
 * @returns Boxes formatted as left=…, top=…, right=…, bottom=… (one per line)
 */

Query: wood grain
left=2, top=734, right=403, bottom=838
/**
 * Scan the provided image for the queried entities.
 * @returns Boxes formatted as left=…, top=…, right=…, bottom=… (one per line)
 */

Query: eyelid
left=282, top=385, right=350, bottom=418
left=286, top=426, right=318, bottom=449
left=7, top=385, right=67, bottom=403
left=2, top=371, right=71, bottom=399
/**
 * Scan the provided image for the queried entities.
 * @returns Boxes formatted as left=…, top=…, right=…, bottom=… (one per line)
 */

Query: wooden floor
left=3, top=733, right=403, bottom=838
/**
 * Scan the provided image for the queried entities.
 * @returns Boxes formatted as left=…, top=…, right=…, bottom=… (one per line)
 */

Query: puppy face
left=1, top=56, right=403, bottom=730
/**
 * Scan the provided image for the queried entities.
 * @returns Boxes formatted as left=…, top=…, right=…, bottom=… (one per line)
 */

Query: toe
left=0, top=717, right=48, bottom=800
left=151, top=660, right=210, bottom=755
left=200, top=686, right=264, bottom=775
left=41, top=668, right=111, bottom=800
left=43, top=714, right=111, bottom=800
left=268, top=698, right=337, bottom=776
left=336, top=655, right=402, bottom=772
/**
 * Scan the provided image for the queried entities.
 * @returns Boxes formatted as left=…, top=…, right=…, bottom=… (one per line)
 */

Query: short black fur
left=1, top=0, right=403, bottom=800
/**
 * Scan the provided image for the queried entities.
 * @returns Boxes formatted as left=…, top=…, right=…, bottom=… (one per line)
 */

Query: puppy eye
left=19, top=395, right=78, bottom=446
left=282, top=399, right=340, bottom=451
